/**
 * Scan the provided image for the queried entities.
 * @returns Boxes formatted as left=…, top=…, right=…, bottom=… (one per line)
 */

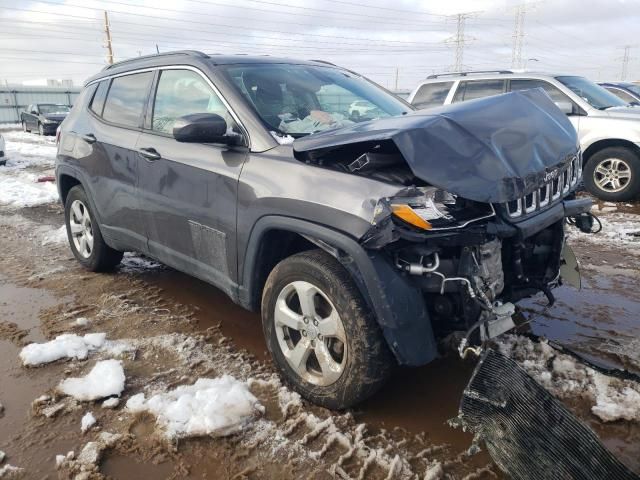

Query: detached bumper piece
left=459, top=349, right=638, bottom=480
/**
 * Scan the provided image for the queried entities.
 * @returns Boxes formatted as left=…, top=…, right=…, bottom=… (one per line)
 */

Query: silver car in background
left=408, top=71, right=640, bottom=201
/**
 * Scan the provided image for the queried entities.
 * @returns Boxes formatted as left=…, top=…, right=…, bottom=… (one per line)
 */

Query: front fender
left=240, top=215, right=438, bottom=366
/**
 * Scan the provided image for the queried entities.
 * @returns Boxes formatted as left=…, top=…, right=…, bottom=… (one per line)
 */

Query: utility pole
left=103, top=11, right=114, bottom=65
left=394, top=67, right=399, bottom=91
left=445, top=12, right=478, bottom=72
left=620, top=45, right=632, bottom=81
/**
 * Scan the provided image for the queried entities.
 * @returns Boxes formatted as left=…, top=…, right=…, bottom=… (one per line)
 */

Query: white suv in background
left=408, top=71, right=640, bottom=201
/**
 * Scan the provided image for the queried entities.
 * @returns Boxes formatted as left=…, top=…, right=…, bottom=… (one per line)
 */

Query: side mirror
left=172, top=113, right=230, bottom=143
left=555, top=101, right=574, bottom=115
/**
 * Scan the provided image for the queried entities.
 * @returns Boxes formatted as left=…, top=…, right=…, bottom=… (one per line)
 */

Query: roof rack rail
left=426, top=70, right=513, bottom=79
left=103, top=50, right=209, bottom=70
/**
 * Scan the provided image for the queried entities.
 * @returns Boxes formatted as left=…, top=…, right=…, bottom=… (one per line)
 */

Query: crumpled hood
left=293, top=89, right=579, bottom=203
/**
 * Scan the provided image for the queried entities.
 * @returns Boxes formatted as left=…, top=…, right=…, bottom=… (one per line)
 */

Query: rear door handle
left=81, top=133, right=96, bottom=144
left=139, top=147, right=161, bottom=161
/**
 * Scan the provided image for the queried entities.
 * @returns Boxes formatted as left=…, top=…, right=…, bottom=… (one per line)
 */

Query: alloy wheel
left=593, top=158, right=632, bottom=193
left=69, top=200, right=94, bottom=258
left=274, top=281, right=347, bottom=386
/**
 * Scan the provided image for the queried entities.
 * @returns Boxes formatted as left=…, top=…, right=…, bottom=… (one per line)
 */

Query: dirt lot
left=1, top=127, right=639, bottom=479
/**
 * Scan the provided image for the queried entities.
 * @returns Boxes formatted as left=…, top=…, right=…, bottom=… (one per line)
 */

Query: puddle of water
left=101, top=454, right=175, bottom=479
left=140, top=269, right=270, bottom=362
left=0, top=273, right=57, bottom=343
left=521, top=282, right=640, bottom=373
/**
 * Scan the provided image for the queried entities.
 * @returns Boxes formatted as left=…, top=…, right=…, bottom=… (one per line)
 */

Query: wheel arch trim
left=240, top=215, right=438, bottom=366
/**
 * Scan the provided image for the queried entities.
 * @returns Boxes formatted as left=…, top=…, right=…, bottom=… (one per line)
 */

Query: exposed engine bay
left=292, top=88, right=598, bottom=355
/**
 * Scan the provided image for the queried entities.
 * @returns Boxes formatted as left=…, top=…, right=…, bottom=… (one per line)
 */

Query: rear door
left=82, top=71, right=153, bottom=252
left=135, top=67, right=248, bottom=294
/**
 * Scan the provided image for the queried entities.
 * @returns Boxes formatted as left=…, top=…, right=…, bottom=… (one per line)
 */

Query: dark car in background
left=599, top=82, right=640, bottom=105
left=56, top=51, right=592, bottom=409
left=21, top=103, right=71, bottom=135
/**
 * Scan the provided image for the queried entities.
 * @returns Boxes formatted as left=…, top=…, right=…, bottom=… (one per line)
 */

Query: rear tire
left=262, top=249, right=394, bottom=409
left=64, top=185, right=123, bottom=271
left=583, top=147, right=640, bottom=201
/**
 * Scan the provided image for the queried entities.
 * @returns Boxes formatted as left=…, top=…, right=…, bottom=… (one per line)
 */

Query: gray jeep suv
left=56, top=51, right=592, bottom=409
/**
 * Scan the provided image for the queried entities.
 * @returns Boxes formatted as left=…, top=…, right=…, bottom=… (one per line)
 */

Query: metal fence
left=0, top=85, right=81, bottom=124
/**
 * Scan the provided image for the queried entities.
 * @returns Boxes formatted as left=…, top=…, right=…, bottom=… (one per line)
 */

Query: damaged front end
left=293, top=89, right=596, bottom=359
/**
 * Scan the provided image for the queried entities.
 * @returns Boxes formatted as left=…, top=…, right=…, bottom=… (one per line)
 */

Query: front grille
left=503, top=154, right=581, bottom=219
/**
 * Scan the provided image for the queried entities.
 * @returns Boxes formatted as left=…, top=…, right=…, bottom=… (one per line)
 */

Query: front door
left=135, top=68, right=248, bottom=295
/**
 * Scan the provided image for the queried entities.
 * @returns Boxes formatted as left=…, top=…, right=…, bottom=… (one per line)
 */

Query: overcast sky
left=1, top=0, right=639, bottom=89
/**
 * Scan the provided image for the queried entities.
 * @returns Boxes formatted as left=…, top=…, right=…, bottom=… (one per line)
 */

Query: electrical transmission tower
left=620, top=45, right=632, bottom=81
left=103, top=11, right=114, bottom=65
left=510, top=3, right=537, bottom=70
left=445, top=12, right=478, bottom=72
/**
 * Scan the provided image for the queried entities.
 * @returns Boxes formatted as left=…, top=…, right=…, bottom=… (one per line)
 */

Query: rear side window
left=102, top=72, right=153, bottom=128
left=452, top=80, right=505, bottom=102
left=90, top=80, right=109, bottom=116
left=412, top=82, right=453, bottom=109
left=509, top=79, right=570, bottom=104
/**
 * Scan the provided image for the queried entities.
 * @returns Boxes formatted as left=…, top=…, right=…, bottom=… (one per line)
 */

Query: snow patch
left=0, top=464, right=23, bottom=478
left=496, top=335, right=640, bottom=422
left=41, top=225, right=67, bottom=245
left=102, top=397, right=119, bottom=409
left=19, top=333, right=106, bottom=366
left=58, top=360, right=125, bottom=401
left=126, top=375, right=263, bottom=439
left=0, top=170, right=59, bottom=207
left=120, top=252, right=163, bottom=272
left=81, top=412, right=97, bottom=433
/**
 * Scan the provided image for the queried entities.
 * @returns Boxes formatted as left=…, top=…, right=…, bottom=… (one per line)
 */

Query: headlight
left=43, top=119, right=55, bottom=124
left=388, top=187, right=494, bottom=231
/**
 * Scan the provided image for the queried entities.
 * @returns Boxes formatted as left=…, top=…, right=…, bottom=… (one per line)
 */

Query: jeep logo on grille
left=544, top=169, right=559, bottom=182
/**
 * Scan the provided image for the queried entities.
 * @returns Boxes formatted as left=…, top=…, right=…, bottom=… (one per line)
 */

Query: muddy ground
left=0, top=128, right=639, bottom=479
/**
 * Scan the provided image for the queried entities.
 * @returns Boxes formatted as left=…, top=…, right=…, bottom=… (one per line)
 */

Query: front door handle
left=139, top=147, right=161, bottom=161
left=81, top=133, right=96, bottom=144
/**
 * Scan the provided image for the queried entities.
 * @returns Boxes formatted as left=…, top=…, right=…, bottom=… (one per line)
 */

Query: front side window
left=453, top=80, right=505, bottom=102
left=151, top=69, right=237, bottom=134
left=222, top=64, right=411, bottom=136
left=509, top=79, right=572, bottom=104
left=412, top=82, right=453, bottom=109
left=605, top=87, right=637, bottom=104
left=555, top=76, right=626, bottom=110
left=102, top=72, right=153, bottom=127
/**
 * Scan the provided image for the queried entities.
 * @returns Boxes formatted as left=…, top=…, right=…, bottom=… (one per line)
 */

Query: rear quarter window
left=102, top=72, right=153, bottom=128
left=90, top=80, right=110, bottom=116
left=412, top=82, right=453, bottom=109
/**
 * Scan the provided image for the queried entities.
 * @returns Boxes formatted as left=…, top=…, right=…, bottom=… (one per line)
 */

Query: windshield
left=556, top=76, right=627, bottom=110
left=222, top=64, right=411, bottom=137
left=39, top=104, right=70, bottom=115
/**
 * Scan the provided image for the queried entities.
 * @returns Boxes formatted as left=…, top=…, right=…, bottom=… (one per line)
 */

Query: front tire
left=64, top=185, right=123, bottom=271
left=262, top=250, right=394, bottom=409
left=23, top=122, right=30, bottom=133
left=38, top=123, right=44, bottom=136
left=583, top=147, right=640, bottom=201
